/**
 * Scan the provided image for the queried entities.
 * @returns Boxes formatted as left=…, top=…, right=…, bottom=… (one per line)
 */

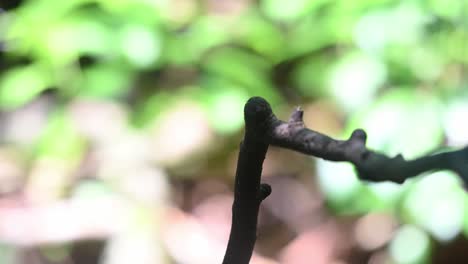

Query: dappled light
left=0, top=0, right=467, bottom=263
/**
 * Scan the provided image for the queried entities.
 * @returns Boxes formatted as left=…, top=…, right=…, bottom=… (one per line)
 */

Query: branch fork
left=223, top=96, right=468, bottom=264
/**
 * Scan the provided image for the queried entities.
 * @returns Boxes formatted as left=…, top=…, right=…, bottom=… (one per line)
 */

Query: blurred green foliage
left=0, top=0, right=467, bottom=263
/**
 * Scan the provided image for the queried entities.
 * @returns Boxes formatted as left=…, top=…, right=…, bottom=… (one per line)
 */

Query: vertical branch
left=222, top=97, right=272, bottom=264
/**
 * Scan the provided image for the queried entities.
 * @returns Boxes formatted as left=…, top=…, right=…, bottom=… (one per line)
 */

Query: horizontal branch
left=252, top=97, right=468, bottom=184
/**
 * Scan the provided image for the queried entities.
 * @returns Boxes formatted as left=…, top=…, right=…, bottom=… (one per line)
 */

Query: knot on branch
left=258, top=183, right=272, bottom=201
left=350, top=129, right=367, bottom=143
left=288, top=107, right=304, bottom=124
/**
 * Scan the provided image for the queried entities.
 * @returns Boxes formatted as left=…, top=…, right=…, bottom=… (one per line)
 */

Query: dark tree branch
left=222, top=97, right=272, bottom=264
left=264, top=99, right=468, bottom=184
left=223, top=96, right=468, bottom=264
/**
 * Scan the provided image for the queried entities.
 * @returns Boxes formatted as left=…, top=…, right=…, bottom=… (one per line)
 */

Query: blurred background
left=0, top=0, right=467, bottom=263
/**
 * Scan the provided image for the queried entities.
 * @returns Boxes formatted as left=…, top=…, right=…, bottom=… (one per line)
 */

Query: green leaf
left=327, top=52, right=387, bottom=111
left=286, top=14, right=338, bottom=58
left=198, top=81, right=249, bottom=134
left=201, top=47, right=281, bottom=104
left=119, top=24, right=162, bottom=68
left=316, top=160, right=362, bottom=210
left=165, top=15, right=230, bottom=65
left=0, top=65, right=50, bottom=110
left=427, top=0, right=466, bottom=20
left=443, top=98, right=468, bottom=146
left=79, top=63, right=134, bottom=98
left=234, top=11, right=285, bottom=61
left=36, top=110, right=85, bottom=163
left=353, top=2, right=429, bottom=54
left=291, top=54, right=333, bottom=98
left=346, top=88, right=444, bottom=158
left=403, top=172, right=464, bottom=241
left=317, top=158, right=401, bottom=214
left=261, top=0, right=329, bottom=22
left=131, top=92, right=175, bottom=128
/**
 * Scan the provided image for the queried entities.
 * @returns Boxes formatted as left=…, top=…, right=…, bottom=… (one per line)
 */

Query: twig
left=223, top=96, right=468, bottom=264
left=263, top=99, right=468, bottom=184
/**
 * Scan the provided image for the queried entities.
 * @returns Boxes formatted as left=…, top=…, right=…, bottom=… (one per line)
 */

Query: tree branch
left=223, top=96, right=468, bottom=264
left=222, top=97, right=272, bottom=264
left=263, top=99, right=468, bottom=184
